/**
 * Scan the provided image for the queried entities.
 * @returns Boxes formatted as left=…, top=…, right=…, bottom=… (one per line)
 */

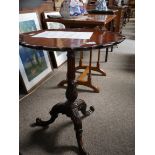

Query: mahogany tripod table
left=19, top=28, right=125, bottom=155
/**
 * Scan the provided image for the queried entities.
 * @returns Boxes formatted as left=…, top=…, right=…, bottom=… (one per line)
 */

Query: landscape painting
left=19, top=12, right=52, bottom=92
left=19, top=20, right=37, bottom=33
left=19, top=46, right=48, bottom=81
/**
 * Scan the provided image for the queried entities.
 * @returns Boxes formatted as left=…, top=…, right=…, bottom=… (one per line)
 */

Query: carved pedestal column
left=32, top=50, right=94, bottom=155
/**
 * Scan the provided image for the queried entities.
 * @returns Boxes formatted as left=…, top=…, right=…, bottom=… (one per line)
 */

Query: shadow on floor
left=22, top=121, right=79, bottom=155
left=47, top=85, right=98, bottom=93
left=120, top=54, right=135, bottom=72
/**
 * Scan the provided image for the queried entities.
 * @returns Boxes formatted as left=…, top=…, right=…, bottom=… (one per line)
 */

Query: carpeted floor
left=19, top=19, right=135, bottom=155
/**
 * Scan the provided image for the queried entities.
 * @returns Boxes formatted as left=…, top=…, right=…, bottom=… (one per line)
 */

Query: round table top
left=19, top=28, right=125, bottom=51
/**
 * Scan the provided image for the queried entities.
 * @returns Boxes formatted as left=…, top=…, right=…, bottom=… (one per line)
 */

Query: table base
left=32, top=99, right=94, bottom=155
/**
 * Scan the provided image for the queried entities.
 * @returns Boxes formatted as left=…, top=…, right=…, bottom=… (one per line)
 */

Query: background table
left=19, top=28, right=125, bottom=155
left=43, top=13, right=117, bottom=91
left=43, top=13, right=116, bottom=29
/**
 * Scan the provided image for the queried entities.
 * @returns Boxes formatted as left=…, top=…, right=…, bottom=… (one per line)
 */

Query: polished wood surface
left=43, top=13, right=116, bottom=28
left=86, top=5, right=119, bottom=33
left=20, top=28, right=125, bottom=51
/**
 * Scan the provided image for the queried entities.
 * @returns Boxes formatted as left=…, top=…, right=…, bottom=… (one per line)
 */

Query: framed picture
left=43, top=11, right=67, bottom=68
left=19, top=12, right=53, bottom=92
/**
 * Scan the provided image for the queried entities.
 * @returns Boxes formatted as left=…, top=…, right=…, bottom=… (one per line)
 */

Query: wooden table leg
left=32, top=50, right=94, bottom=155
left=77, top=49, right=99, bottom=93
left=105, top=47, right=109, bottom=62
left=58, top=49, right=107, bottom=92
left=76, top=49, right=106, bottom=76
left=110, top=46, right=113, bottom=52
left=79, top=51, right=83, bottom=67
left=94, top=49, right=107, bottom=75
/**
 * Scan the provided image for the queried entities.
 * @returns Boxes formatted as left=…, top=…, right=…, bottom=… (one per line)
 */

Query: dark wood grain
left=43, top=13, right=116, bottom=28
left=20, top=28, right=125, bottom=51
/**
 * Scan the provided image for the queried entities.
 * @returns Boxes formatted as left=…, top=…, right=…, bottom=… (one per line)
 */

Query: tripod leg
left=71, top=108, right=89, bottom=155
left=32, top=102, right=66, bottom=127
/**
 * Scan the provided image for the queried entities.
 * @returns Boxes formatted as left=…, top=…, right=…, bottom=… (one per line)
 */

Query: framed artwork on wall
left=43, top=11, right=67, bottom=68
left=19, top=12, right=53, bottom=92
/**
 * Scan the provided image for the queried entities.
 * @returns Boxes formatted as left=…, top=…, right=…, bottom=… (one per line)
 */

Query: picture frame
left=19, top=12, right=53, bottom=93
left=43, top=11, right=67, bottom=68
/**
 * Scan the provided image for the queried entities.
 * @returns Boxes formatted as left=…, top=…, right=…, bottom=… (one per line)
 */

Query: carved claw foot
left=31, top=118, right=50, bottom=127
left=81, top=105, right=95, bottom=117
left=75, top=99, right=95, bottom=117
left=31, top=115, right=57, bottom=127
left=79, top=149, right=90, bottom=155
left=37, top=117, right=53, bottom=127
left=31, top=102, right=66, bottom=127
